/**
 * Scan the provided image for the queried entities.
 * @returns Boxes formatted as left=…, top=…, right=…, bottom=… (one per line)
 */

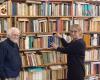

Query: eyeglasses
left=12, top=34, right=20, bottom=37
left=70, top=30, right=78, bottom=33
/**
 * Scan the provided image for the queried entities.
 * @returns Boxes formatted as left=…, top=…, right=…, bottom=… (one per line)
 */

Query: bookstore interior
left=0, top=0, right=100, bottom=80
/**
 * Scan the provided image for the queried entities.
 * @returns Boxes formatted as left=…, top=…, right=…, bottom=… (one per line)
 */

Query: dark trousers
left=0, top=78, right=5, bottom=80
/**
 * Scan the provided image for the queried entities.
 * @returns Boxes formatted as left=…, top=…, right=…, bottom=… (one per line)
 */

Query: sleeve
left=0, top=44, right=6, bottom=77
left=60, top=38, right=70, bottom=47
left=56, top=45, right=73, bottom=54
left=57, top=40, right=86, bottom=55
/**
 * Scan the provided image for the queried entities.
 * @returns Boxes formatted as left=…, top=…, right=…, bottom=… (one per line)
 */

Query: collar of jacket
left=6, top=38, right=17, bottom=47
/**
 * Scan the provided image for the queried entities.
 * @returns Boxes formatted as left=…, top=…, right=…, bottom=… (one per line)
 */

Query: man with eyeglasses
left=0, top=27, right=22, bottom=80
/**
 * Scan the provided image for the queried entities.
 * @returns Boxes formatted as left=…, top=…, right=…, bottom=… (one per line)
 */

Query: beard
left=10, top=38, right=19, bottom=44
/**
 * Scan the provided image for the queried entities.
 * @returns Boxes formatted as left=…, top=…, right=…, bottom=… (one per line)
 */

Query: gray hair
left=7, top=27, right=20, bottom=38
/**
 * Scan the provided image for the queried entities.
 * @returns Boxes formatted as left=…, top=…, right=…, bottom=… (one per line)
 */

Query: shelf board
left=22, top=62, right=67, bottom=68
left=86, top=1, right=100, bottom=5
left=0, top=15, right=10, bottom=18
left=14, top=16, right=100, bottom=18
left=0, top=33, right=6, bottom=35
left=20, top=32, right=53, bottom=36
left=75, top=1, right=100, bottom=4
left=73, top=16, right=95, bottom=19
left=2, top=32, right=100, bottom=35
left=15, top=16, right=48, bottom=18
left=20, top=46, right=100, bottom=52
left=85, top=75, right=100, bottom=79
left=11, top=0, right=26, bottom=2
left=86, top=46, right=100, bottom=49
left=85, top=60, right=100, bottom=63
left=20, top=32, right=69, bottom=36
left=42, top=62, right=67, bottom=67
left=15, top=16, right=72, bottom=18
left=20, top=48, right=54, bottom=52
left=45, top=0, right=72, bottom=2
left=74, top=16, right=100, bottom=18
left=0, top=32, right=69, bottom=37
left=83, top=32, right=100, bottom=34
left=1, top=32, right=100, bottom=36
left=22, top=32, right=52, bottom=34
left=48, top=16, right=72, bottom=18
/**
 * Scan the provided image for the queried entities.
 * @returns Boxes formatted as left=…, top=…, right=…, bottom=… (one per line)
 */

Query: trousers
left=0, top=77, right=19, bottom=80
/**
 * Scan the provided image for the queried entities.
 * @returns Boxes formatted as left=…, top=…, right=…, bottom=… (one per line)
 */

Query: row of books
left=0, top=18, right=99, bottom=33
left=85, top=62, right=100, bottom=77
left=0, top=18, right=10, bottom=33
left=19, top=66, right=67, bottom=80
left=11, top=1, right=100, bottom=16
left=0, top=1, right=71, bottom=16
left=21, top=48, right=100, bottom=68
left=1, top=1, right=100, bottom=16
left=17, top=18, right=100, bottom=33
left=19, top=35, right=62, bottom=49
left=13, top=2, right=71, bottom=16
left=85, top=76, right=99, bottom=80
left=1, top=31, right=100, bottom=50
left=17, top=18, right=71, bottom=33
left=89, top=18, right=100, bottom=32
left=71, top=18, right=100, bottom=32
left=19, top=33, right=100, bottom=49
left=73, top=2, right=100, bottom=16
left=85, top=49, right=100, bottom=61
left=21, top=51, right=67, bottom=67
left=19, top=33, right=72, bottom=49
left=83, top=34, right=100, bottom=47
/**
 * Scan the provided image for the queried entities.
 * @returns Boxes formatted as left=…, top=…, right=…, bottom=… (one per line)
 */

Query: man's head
left=7, top=27, right=20, bottom=43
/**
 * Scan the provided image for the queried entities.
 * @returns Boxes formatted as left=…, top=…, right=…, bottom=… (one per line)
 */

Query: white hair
left=7, top=27, right=20, bottom=38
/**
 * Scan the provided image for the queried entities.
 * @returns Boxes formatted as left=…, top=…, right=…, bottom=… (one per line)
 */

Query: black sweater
left=0, top=38, right=22, bottom=78
left=57, top=38, right=86, bottom=80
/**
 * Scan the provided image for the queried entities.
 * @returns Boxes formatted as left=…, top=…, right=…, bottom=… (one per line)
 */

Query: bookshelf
left=74, top=0, right=100, bottom=80
left=0, top=0, right=100, bottom=80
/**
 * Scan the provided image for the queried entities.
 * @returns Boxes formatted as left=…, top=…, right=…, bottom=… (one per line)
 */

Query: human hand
left=53, top=32, right=62, bottom=38
left=51, top=42, right=58, bottom=49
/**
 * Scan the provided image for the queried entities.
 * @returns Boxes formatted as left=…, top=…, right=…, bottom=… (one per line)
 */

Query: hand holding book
left=50, top=42, right=58, bottom=49
left=53, top=32, right=62, bottom=38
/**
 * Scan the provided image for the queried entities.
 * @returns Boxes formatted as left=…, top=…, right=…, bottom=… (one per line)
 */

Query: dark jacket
left=0, top=38, right=22, bottom=78
left=57, top=38, right=86, bottom=80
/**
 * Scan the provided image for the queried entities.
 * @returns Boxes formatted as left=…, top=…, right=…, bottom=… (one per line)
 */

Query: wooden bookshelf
left=0, top=0, right=100, bottom=80
left=69, top=0, right=100, bottom=79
